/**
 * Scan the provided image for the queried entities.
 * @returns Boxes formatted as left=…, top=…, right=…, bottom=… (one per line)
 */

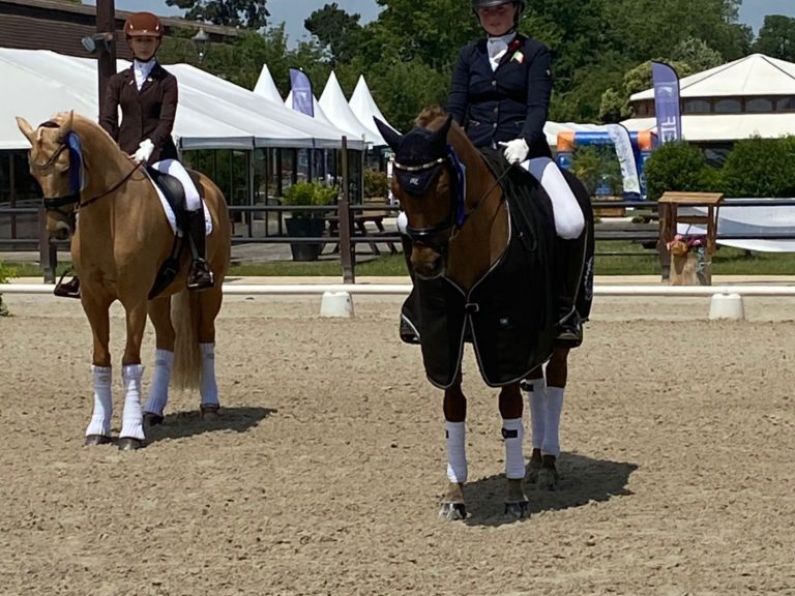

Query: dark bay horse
left=17, top=112, right=231, bottom=450
left=375, top=111, right=593, bottom=520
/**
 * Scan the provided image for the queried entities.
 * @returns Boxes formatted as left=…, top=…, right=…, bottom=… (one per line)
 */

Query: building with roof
left=622, top=54, right=795, bottom=161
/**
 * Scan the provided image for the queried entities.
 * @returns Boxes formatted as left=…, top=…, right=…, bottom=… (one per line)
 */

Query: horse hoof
left=537, top=468, right=560, bottom=492
left=504, top=500, right=530, bottom=519
left=84, top=434, right=111, bottom=447
left=200, top=404, right=220, bottom=419
left=143, top=412, right=164, bottom=427
left=439, top=502, right=467, bottom=521
left=117, top=437, right=145, bottom=451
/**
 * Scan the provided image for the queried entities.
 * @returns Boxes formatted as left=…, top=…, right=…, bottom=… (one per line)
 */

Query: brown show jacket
left=99, top=63, right=179, bottom=163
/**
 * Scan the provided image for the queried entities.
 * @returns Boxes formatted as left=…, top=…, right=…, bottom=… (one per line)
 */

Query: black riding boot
left=54, top=275, right=81, bottom=299
left=185, top=209, right=214, bottom=291
left=555, top=232, right=588, bottom=347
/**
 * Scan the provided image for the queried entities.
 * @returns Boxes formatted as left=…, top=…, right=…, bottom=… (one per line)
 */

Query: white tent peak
left=631, top=53, right=795, bottom=101
left=319, top=70, right=377, bottom=145
left=253, top=64, right=283, bottom=104
left=349, top=75, right=396, bottom=145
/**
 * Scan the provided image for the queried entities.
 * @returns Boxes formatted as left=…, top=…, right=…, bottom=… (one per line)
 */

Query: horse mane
left=415, top=105, right=447, bottom=128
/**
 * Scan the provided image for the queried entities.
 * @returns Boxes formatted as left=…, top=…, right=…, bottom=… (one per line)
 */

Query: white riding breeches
left=520, top=157, right=585, bottom=240
left=151, top=159, right=202, bottom=212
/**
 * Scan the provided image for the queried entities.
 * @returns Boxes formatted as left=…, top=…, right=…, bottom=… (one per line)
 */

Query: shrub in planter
left=363, top=169, right=388, bottom=200
left=282, top=182, right=338, bottom=261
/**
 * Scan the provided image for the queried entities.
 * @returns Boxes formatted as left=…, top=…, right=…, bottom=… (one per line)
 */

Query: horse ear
left=59, top=111, right=75, bottom=141
left=15, top=117, right=35, bottom=145
left=374, top=118, right=403, bottom=151
left=430, top=115, right=453, bottom=152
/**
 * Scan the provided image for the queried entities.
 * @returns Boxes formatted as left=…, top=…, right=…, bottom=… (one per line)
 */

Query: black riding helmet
left=471, top=0, right=526, bottom=13
left=471, top=0, right=526, bottom=28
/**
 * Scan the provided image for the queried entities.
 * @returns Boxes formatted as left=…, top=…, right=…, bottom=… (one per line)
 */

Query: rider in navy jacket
left=447, top=31, right=553, bottom=160
left=446, top=0, right=588, bottom=344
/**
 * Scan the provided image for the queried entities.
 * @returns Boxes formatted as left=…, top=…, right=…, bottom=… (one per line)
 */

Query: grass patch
left=4, top=242, right=795, bottom=278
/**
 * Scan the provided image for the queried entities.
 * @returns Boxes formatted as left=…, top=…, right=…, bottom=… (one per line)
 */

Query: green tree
left=671, top=38, right=724, bottom=72
left=753, top=15, right=795, bottom=62
left=304, top=3, right=364, bottom=65
left=165, top=0, right=270, bottom=29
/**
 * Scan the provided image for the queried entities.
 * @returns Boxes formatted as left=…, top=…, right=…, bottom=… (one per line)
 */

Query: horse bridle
left=393, top=156, right=459, bottom=252
left=395, top=149, right=514, bottom=253
left=31, top=138, right=142, bottom=219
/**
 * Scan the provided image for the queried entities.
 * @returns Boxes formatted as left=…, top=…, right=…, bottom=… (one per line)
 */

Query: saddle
left=145, top=167, right=206, bottom=300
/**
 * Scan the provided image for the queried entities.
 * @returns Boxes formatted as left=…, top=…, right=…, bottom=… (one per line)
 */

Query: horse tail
left=171, top=288, right=202, bottom=391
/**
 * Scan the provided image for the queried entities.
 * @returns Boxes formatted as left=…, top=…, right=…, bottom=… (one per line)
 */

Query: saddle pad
left=145, top=170, right=213, bottom=237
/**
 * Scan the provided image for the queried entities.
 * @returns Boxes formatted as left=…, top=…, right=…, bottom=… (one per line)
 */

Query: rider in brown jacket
left=55, top=11, right=213, bottom=297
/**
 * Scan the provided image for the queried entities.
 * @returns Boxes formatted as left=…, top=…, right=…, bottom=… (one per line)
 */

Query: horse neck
left=446, top=130, right=508, bottom=289
left=71, top=118, right=135, bottom=202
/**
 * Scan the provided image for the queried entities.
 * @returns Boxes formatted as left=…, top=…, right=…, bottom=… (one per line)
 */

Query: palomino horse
left=17, top=112, right=231, bottom=450
left=375, top=111, right=592, bottom=520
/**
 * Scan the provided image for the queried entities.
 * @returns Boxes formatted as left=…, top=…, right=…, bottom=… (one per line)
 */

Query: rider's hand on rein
left=132, top=139, right=155, bottom=164
left=498, top=138, right=529, bottom=165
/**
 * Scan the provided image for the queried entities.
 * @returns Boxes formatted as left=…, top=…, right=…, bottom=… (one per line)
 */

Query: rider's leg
left=555, top=230, right=588, bottom=345
left=151, top=159, right=213, bottom=290
left=523, top=157, right=585, bottom=240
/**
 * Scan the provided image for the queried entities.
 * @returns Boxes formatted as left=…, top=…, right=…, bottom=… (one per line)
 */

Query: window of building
left=684, top=99, right=711, bottom=114
left=714, top=99, right=742, bottom=113
left=746, top=98, right=773, bottom=113
left=776, top=97, right=795, bottom=112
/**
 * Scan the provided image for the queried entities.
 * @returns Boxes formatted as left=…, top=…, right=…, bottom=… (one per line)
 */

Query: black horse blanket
left=401, top=152, right=561, bottom=388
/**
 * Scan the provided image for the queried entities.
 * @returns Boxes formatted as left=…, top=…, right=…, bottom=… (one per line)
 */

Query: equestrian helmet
left=124, top=12, right=164, bottom=38
left=471, top=0, right=526, bottom=12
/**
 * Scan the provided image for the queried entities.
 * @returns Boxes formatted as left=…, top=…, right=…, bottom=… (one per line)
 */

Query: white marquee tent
left=284, top=91, right=335, bottom=128
left=622, top=54, right=795, bottom=141
left=0, top=48, right=363, bottom=151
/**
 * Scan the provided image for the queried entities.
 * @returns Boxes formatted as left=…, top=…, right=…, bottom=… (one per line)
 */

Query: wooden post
left=339, top=137, right=355, bottom=284
left=96, top=0, right=117, bottom=109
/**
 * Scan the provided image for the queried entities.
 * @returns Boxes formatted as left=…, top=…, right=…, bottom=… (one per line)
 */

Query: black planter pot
left=285, top=217, right=326, bottom=261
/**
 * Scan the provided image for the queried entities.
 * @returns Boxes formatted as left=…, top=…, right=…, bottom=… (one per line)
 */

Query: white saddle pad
left=146, top=170, right=213, bottom=237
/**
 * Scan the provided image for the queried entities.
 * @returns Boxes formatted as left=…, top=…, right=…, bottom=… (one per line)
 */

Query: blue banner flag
left=289, top=68, right=314, bottom=118
left=652, top=61, right=682, bottom=143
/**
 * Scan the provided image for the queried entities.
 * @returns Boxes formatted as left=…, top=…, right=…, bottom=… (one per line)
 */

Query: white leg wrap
left=85, top=365, right=112, bottom=437
left=144, top=349, right=174, bottom=416
left=525, top=377, right=547, bottom=450
left=522, top=157, right=585, bottom=240
left=120, top=364, right=145, bottom=441
left=445, top=421, right=467, bottom=483
left=200, top=343, right=219, bottom=407
left=502, top=418, right=525, bottom=479
left=542, top=386, right=565, bottom=457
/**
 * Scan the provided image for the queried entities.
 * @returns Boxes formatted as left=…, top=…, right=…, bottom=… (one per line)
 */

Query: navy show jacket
left=447, top=34, right=553, bottom=159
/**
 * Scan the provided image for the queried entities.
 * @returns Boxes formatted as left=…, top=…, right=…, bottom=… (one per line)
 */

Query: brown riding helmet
left=124, top=12, right=163, bottom=38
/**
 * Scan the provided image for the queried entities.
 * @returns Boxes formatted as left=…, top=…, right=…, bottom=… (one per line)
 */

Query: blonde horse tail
left=171, top=289, right=202, bottom=391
